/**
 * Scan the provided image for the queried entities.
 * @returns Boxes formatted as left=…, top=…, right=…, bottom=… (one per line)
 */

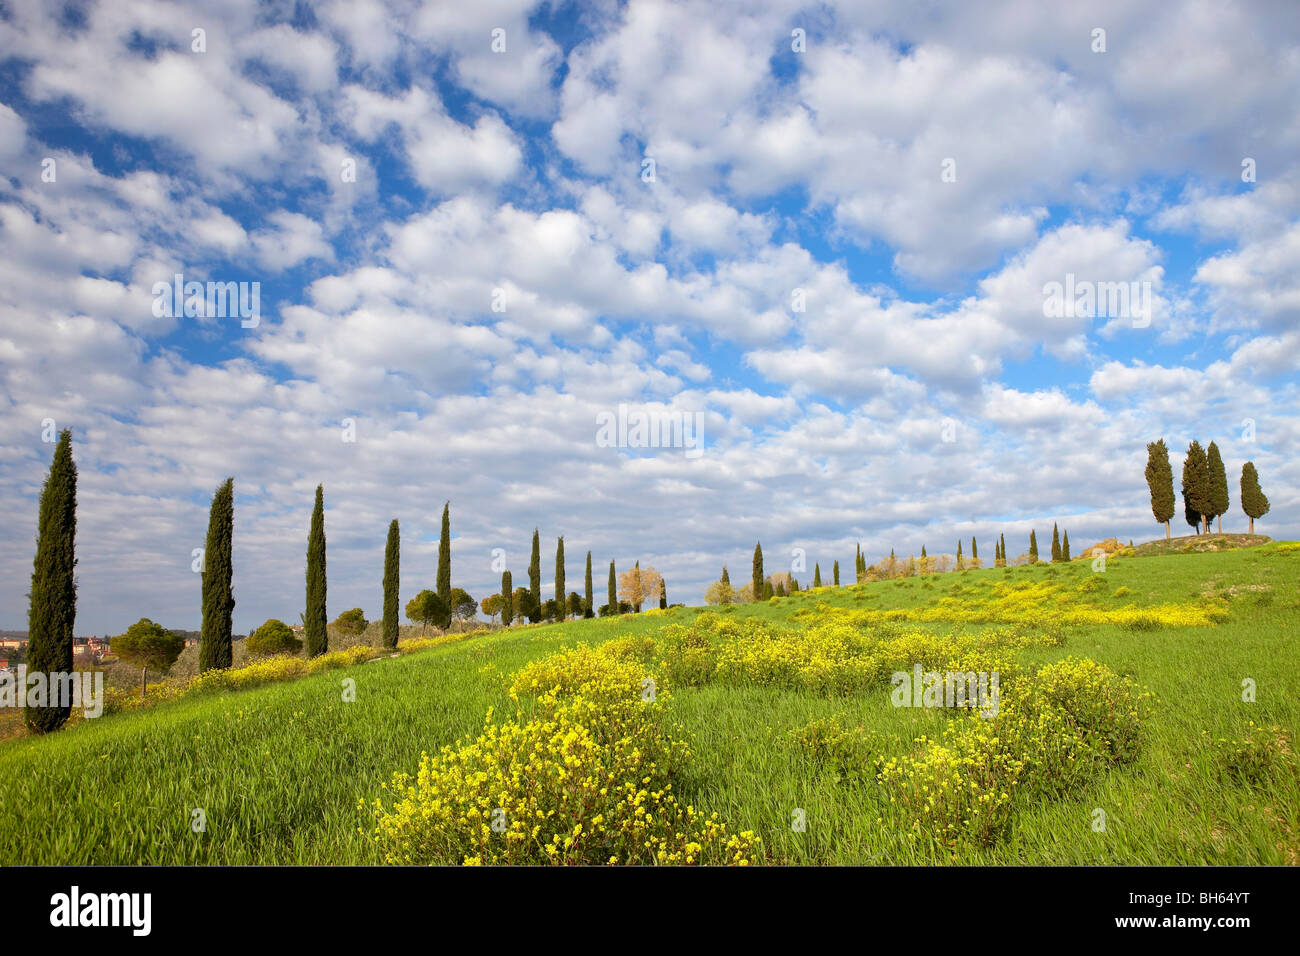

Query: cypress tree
left=633, top=560, right=643, bottom=612
left=1028, top=530, right=1039, bottom=564
left=199, top=477, right=235, bottom=672
left=25, top=429, right=77, bottom=734
left=1062, top=530, right=1071, bottom=562
left=660, top=579, right=668, bottom=609
left=971, top=537, right=977, bottom=561
left=607, top=560, right=617, bottom=614
left=956, top=540, right=963, bottom=569
left=304, top=485, right=328, bottom=657
left=382, top=519, right=400, bottom=648
left=752, top=542, right=764, bottom=602
left=1182, top=440, right=1211, bottom=533
left=436, top=502, right=451, bottom=607
left=1051, top=523, right=1061, bottom=562
left=529, top=529, right=541, bottom=614
left=1207, top=441, right=1229, bottom=533
left=555, top=537, right=566, bottom=619
left=501, top=570, right=513, bottom=626
left=1240, top=462, right=1270, bottom=534
left=921, top=544, right=927, bottom=558
left=584, top=551, right=594, bottom=618
left=833, top=560, right=840, bottom=587
left=999, top=534, right=1007, bottom=567
left=1144, top=439, right=1176, bottom=540
left=813, top=563, right=822, bottom=588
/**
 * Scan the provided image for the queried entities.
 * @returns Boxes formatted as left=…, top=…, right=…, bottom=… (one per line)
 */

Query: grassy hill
left=2, top=542, right=1298, bottom=865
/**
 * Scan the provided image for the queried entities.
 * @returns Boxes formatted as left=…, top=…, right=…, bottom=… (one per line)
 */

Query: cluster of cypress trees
left=1146, top=438, right=1269, bottom=536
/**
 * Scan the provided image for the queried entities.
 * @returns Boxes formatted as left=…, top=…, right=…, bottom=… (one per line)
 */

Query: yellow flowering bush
left=1210, top=722, right=1294, bottom=785
left=880, top=657, right=1151, bottom=847
left=369, top=659, right=759, bottom=865
left=789, top=715, right=884, bottom=784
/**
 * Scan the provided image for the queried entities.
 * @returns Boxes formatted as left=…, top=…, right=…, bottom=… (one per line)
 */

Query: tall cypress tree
left=501, top=570, right=513, bottom=626
left=529, top=529, right=541, bottom=616
left=584, top=551, right=594, bottom=618
left=607, top=560, right=617, bottom=614
left=833, top=560, right=840, bottom=587
left=1051, top=523, right=1062, bottom=562
left=752, top=542, right=764, bottom=602
left=813, top=563, right=822, bottom=588
left=659, top=579, right=668, bottom=609
left=1144, top=439, right=1176, bottom=540
left=199, top=477, right=235, bottom=672
left=971, top=537, right=977, bottom=562
left=382, top=519, right=400, bottom=649
left=1062, top=530, right=1071, bottom=562
left=1028, top=530, right=1039, bottom=564
left=1182, top=440, right=1211, bottom=533
left=1207, top=441, right=1229, bottom=533
left=25, top=429, right=77, bottom=734
left=1240, top=462, right=1270, bottom=534
left=555, top=537, right=566, bottom=620
left=304, top=484, right=328, bottom=657
left=999, top=533, right=1007, bottom=567
left=436, top=502, right=451, bottom=608
left=956, top=540, right=964, bottom=569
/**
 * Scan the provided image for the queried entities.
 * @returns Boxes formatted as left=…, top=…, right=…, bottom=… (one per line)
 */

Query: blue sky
left=1, top=0, right=1297, bottom=634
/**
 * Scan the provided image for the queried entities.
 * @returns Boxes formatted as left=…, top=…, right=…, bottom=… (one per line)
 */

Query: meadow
left=2, top=543, right=1297, bottom=865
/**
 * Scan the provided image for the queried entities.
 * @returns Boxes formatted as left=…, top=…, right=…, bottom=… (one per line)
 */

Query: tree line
left=1144, top=439, right=1270, bottom=537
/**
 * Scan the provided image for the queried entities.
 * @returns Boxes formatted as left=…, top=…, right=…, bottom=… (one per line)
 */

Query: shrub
left=246, top=619, right=303, bottom=658
left=1210, top=723, right=1294, bottom=785
left=368, top=659, right=757, bottom=865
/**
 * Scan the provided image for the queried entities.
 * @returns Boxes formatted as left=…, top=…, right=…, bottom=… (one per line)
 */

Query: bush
left=368, top=657, right=757, bottom=865
left=246, top=619, right=303, bottom=658
left=333, top=608, right=368, bottom=634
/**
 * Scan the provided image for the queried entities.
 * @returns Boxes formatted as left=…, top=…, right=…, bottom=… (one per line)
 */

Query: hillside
left=2, top=544, right=1298, bottom=865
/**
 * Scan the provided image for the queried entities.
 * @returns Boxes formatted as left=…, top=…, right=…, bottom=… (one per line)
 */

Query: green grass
left=3, top=544, right=1299, bottom=865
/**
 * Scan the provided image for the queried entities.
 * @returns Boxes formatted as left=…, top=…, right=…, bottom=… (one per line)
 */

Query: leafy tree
left=555, top=537, right=566, bottom=619
left=513, top=587, right=534, bottom=623
left=568, top=592, right=584, bottom=618
left=832, top=560, right=840, bottom=587
left=382, top=519, right=400, bottom=649
left=813, top=563, right=822, bottom=588
left=1144, top=439, right=1176, bottom=539
left=1182, top=440, right=1211, bottom=533
left=1062, top=530, right=1071, bottom=561
left=584, top=551, right=594, bottom=618
left=436, top=501, right=451, bottom=609
left=304, top=485, right=328, bottom=657
left=481, top=593, right=504, bottom=623
left=529, top=529, right=541, bottom=619
left=245, top=619, right=302, bottom=659
left=1051, top=523, right=1062, bottom=562
left=199, top=477, right=234, bottom=672
left=1240, top=462, right=1270, bottom=534
left=449, top=587, right=477, bottom=622
left=334, top=608, right=368, bottom=634
left=113, top=618, right=186, bottom=699
left=775, top=581, right=786, bottom=597
left=752, top=542, right=764, bottom=601
left=619, top=563, right=662, bottom=612
left=26, top=429, right=77, bottom=734
left=541, top=598, right=560, bottom=622
left=762, top=580, right=774, bottom=601
left=607, top=560, right=618, bottom=616
left=1028, top=530, right=1039, bottom=564
left=405, top=589, right=447, bottom=634
left=1207, top=441, right=1229, bottom=532
left=706, top=567, right=733, bottom=605
left=500, top=570, right=514, bottom=626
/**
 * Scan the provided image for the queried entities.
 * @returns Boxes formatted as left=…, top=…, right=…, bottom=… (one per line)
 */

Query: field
left=2, top=543, right=1298, bottom=865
